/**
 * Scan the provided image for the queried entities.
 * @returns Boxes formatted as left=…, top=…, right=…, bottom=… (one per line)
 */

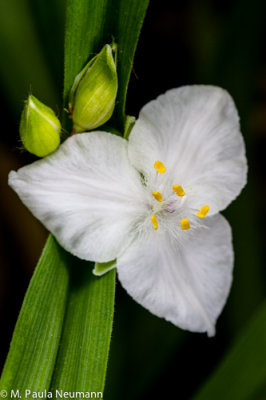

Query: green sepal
left=123, top=115, right=136, bottom=140
left=93, top=260, right=117, bottom=276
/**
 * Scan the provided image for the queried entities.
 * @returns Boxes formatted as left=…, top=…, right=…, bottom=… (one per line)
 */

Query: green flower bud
left=19, top=95, right=61, bottom=157
left=69, top=43, right=118, bottom=132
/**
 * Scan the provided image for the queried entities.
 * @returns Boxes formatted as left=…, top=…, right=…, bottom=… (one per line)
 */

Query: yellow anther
left=172, top=184, right=185, bottom=197
left=197, top=205, right=210, bottom=219
left=151, top=215, right=158, bottom=230
left=152, top=192, right=162, bottom=202
left=180, top=218, right=190, bottom=230
left=154, top=160, right=166, bottom=174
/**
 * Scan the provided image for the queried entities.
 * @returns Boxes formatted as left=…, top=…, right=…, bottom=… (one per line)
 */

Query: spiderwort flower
left=9, top=86, right=247, bottom=336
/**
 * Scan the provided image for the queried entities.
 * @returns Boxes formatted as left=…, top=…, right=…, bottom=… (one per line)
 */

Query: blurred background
left=0, top=0, right=266, bottom=399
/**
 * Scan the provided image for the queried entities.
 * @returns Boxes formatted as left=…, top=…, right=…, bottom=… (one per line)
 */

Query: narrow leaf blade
left=0, top=236, right=69, bottom=395
left=112, top=0, right=150, bottom=129
left=51, top=261, right=116, bottom=392
left=64, top=0, right=110, bottom=104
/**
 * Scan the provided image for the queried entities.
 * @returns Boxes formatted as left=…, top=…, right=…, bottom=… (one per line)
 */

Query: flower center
left=150, top=160, right=209, bottom=231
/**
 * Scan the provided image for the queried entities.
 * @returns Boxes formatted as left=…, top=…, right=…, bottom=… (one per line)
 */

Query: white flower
left=9, top=86, right=247, bottom=336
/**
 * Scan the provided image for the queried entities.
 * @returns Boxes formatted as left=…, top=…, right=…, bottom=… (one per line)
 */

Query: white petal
left=117, top=214, right=233, bottom=336
left=128, top=85, right=247, bottom=214
left=9, top=132, right=148, bottom=262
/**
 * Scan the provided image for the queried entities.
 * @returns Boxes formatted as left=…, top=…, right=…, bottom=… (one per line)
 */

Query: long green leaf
left=1, top=0, right=149, bottom=397
left=192, top=300, right=266, bottom=400
left=110, top=0, right=150, bottom=129
left=0, top=236, right=69, bottom=396
left=46, top=0, right=149, bottom=394
left=64, top=0, right=109, bottom=105
left=51, top=261, right=116, bottom=393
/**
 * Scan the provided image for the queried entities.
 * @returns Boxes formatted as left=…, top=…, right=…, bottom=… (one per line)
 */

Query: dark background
left=0, top=0, right=266, bottom=399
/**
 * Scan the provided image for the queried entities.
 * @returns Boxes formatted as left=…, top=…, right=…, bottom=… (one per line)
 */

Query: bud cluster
left=20, top=43, right=118, bottom=157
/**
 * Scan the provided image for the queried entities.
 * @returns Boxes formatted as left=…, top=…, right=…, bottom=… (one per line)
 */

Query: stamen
left=154, top=160, right=166, bottom=174
left=180, top=218, right=190, bottom=230
left=197, top=205, right=210, bottom=218
left=151, top=215, right=158, bottom=230
left=172, top=184, right=185, bottom=197
left=152, top=192, right=162, bottom=202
